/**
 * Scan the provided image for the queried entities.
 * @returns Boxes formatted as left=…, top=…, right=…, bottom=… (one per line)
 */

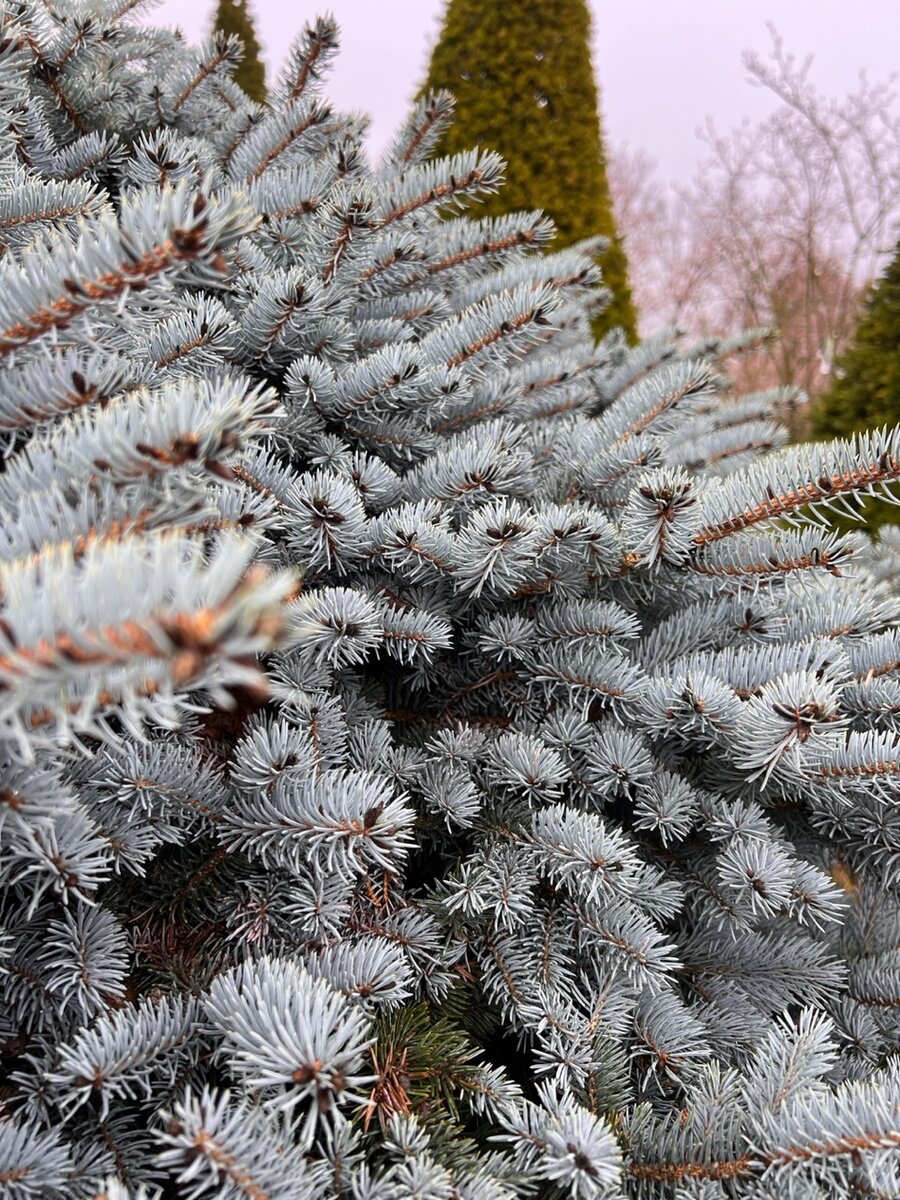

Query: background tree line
left=608, top=26, right=900, bottom=434
left=217, top=1, right=900, bottom=453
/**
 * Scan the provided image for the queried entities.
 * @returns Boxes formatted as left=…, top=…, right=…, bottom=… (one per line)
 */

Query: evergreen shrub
left=422, top=0, right=638, bottom=342
left=212, top=0, right=267, bottom=104
left=0, top=4, right=899, bottom=1197
left=813, top=242, right=900, bottom=531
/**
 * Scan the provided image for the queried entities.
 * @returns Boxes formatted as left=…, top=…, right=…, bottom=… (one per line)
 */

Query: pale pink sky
left=151, top=0, right=899, bottom=183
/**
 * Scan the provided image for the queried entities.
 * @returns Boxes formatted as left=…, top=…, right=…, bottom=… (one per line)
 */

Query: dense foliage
left=1, top=3, right=899, bottom=1198
left=212, top=0, right=267, bottom=102
left=422, top=0, right=637, bottom=342
left=813, top=242, right=900, bottom=529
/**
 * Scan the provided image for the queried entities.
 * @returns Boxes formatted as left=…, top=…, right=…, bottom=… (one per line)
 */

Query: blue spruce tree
left=0, top=2, right=899, bottom=1197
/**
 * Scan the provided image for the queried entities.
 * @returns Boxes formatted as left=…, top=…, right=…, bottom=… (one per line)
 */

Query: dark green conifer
left=422, top=0, right=637, bottom=341
left=213, top=0, right=266, bottom=103
left=814, top=244, right=900, bottom=438
left=813, top=243, right=900, bottom=528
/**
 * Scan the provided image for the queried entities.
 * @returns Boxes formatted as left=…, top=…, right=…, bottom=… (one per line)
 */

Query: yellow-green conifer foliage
left=422, top=0, right=637, bottom=341
left=213, top=0, right=266, bottom=103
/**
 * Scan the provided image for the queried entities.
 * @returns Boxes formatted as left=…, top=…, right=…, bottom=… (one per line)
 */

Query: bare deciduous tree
left=611, top=26, right=900, bottom=420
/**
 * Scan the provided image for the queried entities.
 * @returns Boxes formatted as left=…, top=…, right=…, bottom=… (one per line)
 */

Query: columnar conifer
left=422, top=0, right=638, bottom=341
left=213, top=0, right=267, bottom=102
left=813, top=243, right=900, bottom=528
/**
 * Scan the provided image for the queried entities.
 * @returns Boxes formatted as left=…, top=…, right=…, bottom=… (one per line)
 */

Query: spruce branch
left=0, top=181, right=255, bottom=357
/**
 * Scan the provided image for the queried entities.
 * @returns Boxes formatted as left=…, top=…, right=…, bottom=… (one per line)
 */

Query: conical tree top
left=422, top=0, right=638, bottom=341
left=812, top=241, right=900, bottom=528
left=814, top=241, right=900, bottom=438
left=213, top=0, right=266, bottom=103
